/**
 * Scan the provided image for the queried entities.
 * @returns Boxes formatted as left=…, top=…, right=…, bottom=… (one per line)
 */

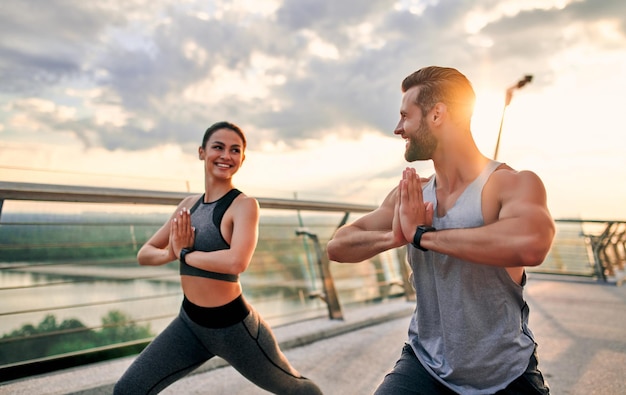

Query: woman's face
left=199, top=128, right=245, bottom=180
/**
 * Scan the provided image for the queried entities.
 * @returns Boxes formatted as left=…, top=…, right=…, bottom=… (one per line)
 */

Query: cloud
left=0, top=1, right=124, bottom=93
left=1, top=0, right=626, bottom=153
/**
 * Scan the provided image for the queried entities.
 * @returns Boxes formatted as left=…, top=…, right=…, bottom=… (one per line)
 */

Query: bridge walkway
left=1, top=273, right=624, bottom=395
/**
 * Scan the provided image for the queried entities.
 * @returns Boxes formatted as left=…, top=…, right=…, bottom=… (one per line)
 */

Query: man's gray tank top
left=407, top=160, right=535, bottom=394
left=179, top=189, right=241, bottom=282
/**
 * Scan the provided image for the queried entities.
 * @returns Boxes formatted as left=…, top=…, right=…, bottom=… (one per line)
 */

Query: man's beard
left=405, top=122, right=437, bottom=162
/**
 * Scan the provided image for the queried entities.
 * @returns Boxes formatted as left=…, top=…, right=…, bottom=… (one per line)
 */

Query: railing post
left=600, top=223, right=626, bottom=285
left=296, top=229, right=343, bottom=320
left=590, top=222, right=614, bottom=282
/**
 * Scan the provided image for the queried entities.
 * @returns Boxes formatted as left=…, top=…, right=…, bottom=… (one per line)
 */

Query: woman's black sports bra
left=179, top=189, right=241, bottom=282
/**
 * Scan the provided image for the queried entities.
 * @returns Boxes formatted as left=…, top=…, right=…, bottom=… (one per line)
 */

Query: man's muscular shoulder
left=483, top=165, right=546, bottom=223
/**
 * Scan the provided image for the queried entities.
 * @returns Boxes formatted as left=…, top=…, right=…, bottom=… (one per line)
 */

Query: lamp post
left=493, top=75, right=533, bottom=160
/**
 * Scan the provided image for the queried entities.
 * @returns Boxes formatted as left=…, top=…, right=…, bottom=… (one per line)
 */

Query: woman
left=114, top=121, right=323, bottom=394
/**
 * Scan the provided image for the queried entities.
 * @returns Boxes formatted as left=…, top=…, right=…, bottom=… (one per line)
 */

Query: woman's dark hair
left=201, top=121, right=247, bottom=150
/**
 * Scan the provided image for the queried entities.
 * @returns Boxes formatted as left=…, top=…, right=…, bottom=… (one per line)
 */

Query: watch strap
left=412, top=225, right=436, bottom=251
left=179, top=248, right=193, bottom=264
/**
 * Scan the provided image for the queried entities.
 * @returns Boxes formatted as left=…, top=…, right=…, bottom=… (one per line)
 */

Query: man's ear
left=431, top=102, right=447, bottom=125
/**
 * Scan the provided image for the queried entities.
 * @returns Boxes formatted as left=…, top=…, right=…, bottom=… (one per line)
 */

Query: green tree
left=0, top=311, right=153, bottom=366
left=98, top=310, right=152, bottom=345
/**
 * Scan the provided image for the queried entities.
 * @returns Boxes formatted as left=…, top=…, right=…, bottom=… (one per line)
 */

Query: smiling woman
left=113, top=121, right=323, bottom=395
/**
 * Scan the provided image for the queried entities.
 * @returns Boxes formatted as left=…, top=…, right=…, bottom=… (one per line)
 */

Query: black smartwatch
left=179, top=248, right=193, bottom=264
left=412, top=225, right=436, bottom=251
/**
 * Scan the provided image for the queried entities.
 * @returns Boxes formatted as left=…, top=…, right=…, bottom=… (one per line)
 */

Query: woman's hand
left=169, top=208, right=195, bottom=259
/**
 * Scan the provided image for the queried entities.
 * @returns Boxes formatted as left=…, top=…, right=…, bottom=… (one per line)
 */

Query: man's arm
left=327, top=187, right=406, bottom=263
left=418, top=169, right=555, bottom=267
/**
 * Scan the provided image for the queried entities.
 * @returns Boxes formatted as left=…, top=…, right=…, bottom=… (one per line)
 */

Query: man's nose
left=393, top=121, right=403, bottom=135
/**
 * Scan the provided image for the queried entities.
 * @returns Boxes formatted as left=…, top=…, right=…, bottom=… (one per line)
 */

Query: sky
left=1, top=0, right=625, bottom=220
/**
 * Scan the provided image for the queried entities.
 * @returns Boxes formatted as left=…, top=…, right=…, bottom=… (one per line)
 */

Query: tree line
left=0, top=310, right=153, bottom=366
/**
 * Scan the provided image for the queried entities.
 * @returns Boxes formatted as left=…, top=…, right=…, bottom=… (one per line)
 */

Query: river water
left=1, top=271, right=181, bottom=335
left=0, top=270, right=328, bottom=337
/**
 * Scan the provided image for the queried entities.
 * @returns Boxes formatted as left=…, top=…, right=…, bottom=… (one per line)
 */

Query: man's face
left=394, top=86, right=437, bottom=162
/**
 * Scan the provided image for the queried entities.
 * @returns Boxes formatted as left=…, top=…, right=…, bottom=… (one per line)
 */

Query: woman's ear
left=198, top=146, right=205, bottom=160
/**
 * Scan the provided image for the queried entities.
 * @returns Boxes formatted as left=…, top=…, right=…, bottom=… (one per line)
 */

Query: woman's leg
left=187, top=306, right=323, bottom=395
left=114, top=311, right=214, bottom=395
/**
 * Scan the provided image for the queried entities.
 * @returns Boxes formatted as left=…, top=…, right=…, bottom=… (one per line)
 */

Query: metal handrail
left=0, top=181, right=623, bottom=382
left=0, top=181, right=389, bottom=323
left=0, top=181, right=377, bottom=212
left=0, top=181, right=416, bottom=381
left=536, top=218, right=626, bottom=282
left=2, top=181, right=623, bottom=283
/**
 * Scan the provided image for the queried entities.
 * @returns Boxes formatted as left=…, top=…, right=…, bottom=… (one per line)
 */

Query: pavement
left=1, top=273, right=625, bottom=395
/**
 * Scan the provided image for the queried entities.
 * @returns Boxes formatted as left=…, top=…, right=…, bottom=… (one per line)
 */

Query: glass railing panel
left=1, top=183, right=621, bottom=376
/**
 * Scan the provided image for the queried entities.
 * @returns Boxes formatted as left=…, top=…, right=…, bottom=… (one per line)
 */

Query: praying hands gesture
left=170, top=207, right=196, bottom=260
left=394, top=167, right=435, bottom=245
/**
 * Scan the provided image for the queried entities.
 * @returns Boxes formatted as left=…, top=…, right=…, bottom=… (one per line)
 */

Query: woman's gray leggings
left=114, top=298, right=322, bottom=394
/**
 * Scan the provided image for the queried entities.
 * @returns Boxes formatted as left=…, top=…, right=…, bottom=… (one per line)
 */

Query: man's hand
left=392, top=197, right=407, bottom=246
left=169, top=208, right=195, bottom=259
left=398, top=167, right=434, bottom=243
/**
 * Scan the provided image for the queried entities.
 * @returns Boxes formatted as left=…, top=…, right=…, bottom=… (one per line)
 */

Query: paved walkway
left=1, top=274, right=625, bottom=395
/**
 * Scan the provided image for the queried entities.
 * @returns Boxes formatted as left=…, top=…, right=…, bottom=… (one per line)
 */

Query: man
left=327, top=66, right=555, bottom=394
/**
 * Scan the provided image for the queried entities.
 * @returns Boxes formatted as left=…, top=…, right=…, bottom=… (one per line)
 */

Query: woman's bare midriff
left=181, top=276, right=243, bottom=307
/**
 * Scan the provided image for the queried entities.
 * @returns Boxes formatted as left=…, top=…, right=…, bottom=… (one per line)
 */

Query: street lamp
left=493, top=74, right=533, bottom=160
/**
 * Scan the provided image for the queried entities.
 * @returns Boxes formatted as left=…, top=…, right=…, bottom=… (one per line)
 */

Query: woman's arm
left=183, top=195, right=260, bottom=275
left=137, top=195, right=198, bottom=266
